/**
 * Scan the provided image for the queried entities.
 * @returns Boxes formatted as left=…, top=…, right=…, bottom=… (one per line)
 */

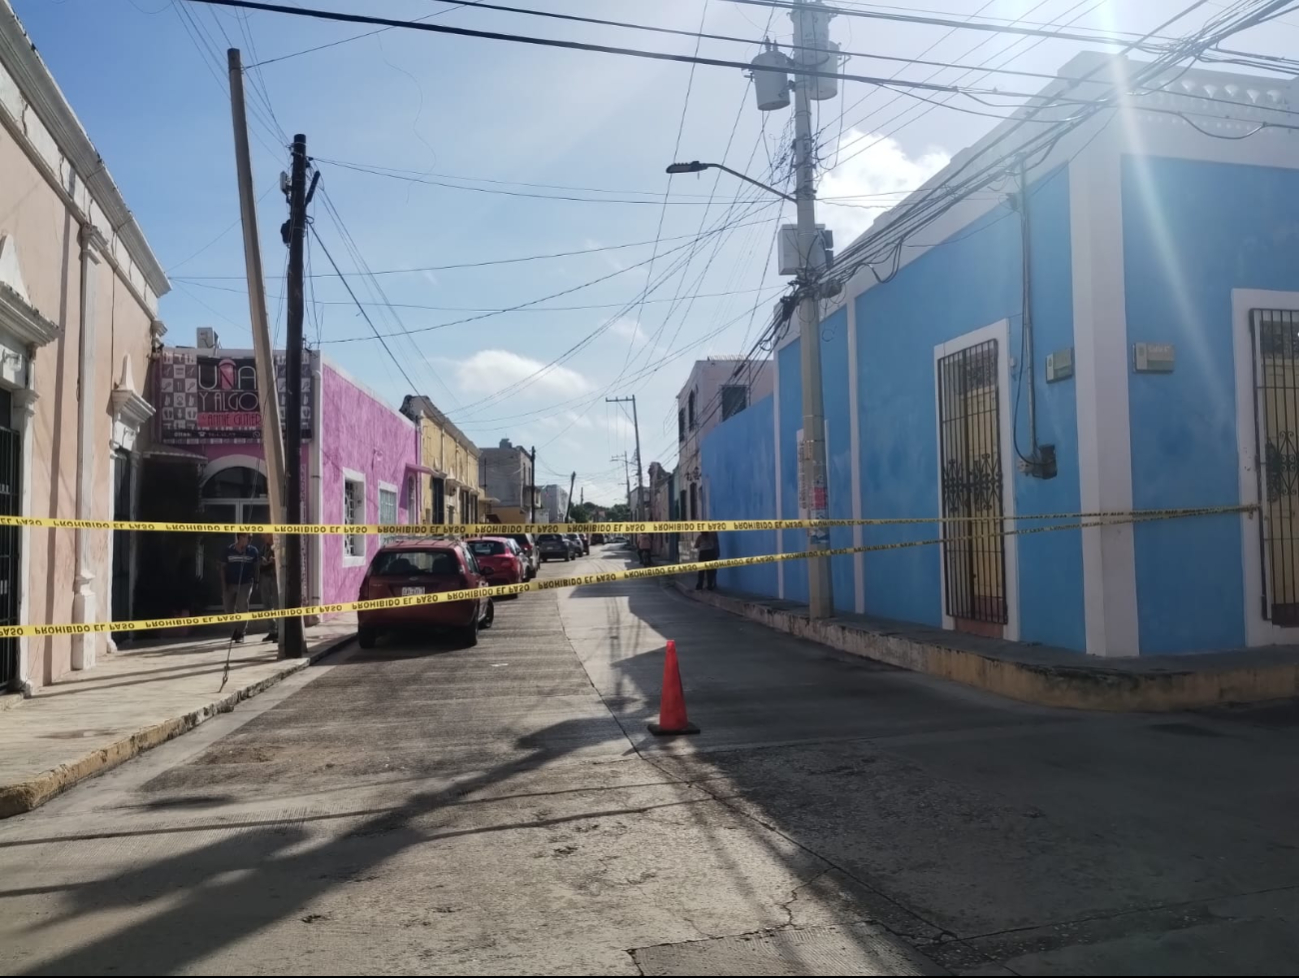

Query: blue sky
left=14, top=0, right=1297, bottom=502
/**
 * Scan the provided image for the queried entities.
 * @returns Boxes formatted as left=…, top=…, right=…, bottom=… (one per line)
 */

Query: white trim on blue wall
left=933, top=319, right=1021, bottom=642
left=1233, top=288, right=1299, bottom=648
left=1069, top=132, right=1139, bottom=657
left=773, top=346, right=784, bottom=599
left=847, top=295, right=865, bottom=613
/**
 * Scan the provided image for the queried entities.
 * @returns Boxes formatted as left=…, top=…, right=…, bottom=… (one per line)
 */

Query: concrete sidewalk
left=0, top=616, right=356, bottom=817
left=672, top=581, right=1299, bottom=711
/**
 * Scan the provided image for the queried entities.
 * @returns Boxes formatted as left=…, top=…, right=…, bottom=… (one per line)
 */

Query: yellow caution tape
left=0, top=504, right=1255, bottom=537
left=0, top=506, right=1241, bottom=639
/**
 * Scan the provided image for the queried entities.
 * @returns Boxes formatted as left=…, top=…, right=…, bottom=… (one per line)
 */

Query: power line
left=175, top=278, right=780, bottom=312
left=171, top=217, right=784, bottom=280
left=724, top=0, right=1170, bottom=48
left=309, top=221, right=425, bottom=397
left=248, top=0, right=491, bottom=67
left=317, top=194, right=782, bottom=345
left=454, top=197, right=784, bottom=419
left=180, top=0, right=1108, bottom=100
left=256, top=0, right=1128, bottom=88
left=827, top=0, right=1292, bottom=283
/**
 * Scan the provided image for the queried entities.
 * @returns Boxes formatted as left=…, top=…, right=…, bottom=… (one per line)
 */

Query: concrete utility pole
left=280, top=133, right=318, bottom=659
left=529, top=446, right=538, bottom=523
left=607, top=396, right=645, bottom=520
left=791, top=0, right=835, bottom=619
left=664, top=0, right=838, bottom=616
left=612, top=453, right=631, bottom=514
left=228, top=48, right=290, bottom=648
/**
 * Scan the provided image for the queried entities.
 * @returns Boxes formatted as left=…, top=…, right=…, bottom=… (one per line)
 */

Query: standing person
left=636, top=532, right=653, bottom=567
left=259, top=532, right=279, bottom=643
left=222, top=532, right=259, bottom=644
left=694, top=529, right=720, bottom=591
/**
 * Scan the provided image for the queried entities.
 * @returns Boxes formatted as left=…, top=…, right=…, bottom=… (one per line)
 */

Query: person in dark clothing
left=222, top=533, right=259, bottom=643
left=694, top=530, right=720, bottom=591
left=259, top=533, right=279, bottom=643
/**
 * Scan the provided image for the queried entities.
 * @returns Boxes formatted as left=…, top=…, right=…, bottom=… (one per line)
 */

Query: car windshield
left=470, top=540, right=507, bottom=556
left=371, top=550, right=459, bottom=576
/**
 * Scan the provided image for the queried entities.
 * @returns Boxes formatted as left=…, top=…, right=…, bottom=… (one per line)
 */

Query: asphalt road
left=1, top=544, right=1297, bottom=976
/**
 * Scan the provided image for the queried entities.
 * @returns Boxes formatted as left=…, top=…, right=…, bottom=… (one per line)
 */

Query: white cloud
left=818, top=130, right=951, bottom=247
left=610, top=317, right=647, bottom=347
left=586, top=238, right=625, bottom=272
left=452, top=349, right=591, bottom=398
left=537, top=410, right=595, bottom=430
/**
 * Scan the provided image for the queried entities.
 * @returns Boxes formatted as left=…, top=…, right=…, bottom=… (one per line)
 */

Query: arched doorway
left=198, top=460, right=270, bottom=608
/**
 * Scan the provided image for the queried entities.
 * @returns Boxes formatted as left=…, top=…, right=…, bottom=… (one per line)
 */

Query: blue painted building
left=700, top=54, right=1299, bottom=656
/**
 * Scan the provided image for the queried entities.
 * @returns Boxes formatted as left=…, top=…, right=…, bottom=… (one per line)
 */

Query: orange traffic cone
left=648, top=640, right=699, bottom=736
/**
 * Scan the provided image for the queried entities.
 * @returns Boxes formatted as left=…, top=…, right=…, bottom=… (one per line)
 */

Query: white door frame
left=933, top=319, right=1021, bottom=641
left=1233, top=287, right=1299, bottom=647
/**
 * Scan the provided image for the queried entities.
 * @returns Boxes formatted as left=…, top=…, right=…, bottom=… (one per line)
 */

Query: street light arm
left=666, top=161, right=796, bottom=203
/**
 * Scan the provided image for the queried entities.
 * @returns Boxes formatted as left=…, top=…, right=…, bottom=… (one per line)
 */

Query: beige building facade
left=400, top=395, right=482, bottom=525
left=0, top=3, right=169, bottom=693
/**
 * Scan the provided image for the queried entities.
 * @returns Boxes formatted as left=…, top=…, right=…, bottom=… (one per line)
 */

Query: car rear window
left=372, top=550, right=459, bottom=576
left=509, top=535, right=532, bottom=548
left=469, top=540, right=507, bottom=556
left=539, top=534, right=563, bottom=542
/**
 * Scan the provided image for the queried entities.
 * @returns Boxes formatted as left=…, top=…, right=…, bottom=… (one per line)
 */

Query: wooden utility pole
left=228, top=48, right=289, bottom=653
left=280, top=133, right=317, bottom=659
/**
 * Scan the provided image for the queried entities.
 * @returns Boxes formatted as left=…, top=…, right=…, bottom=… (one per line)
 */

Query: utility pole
left=612, top=453, right=631, bottom=515
left=790, top=0, right=835, bottom=619
left=607, top=396, right=645, bottom=520
left=529, top=446, right=538, bottom=523
left=565, top=471, right=577, bottom=523
left=280, top=133, right=317, bottom=659
left=228, top=48, right=290, bottom=650
left=664, top=1, right=837, bottom=615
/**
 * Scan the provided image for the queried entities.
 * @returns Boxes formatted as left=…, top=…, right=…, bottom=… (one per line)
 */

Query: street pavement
left=0, top=544, right=1297, bottom=975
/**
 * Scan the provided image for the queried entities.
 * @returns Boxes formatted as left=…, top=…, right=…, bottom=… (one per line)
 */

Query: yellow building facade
left=400, top=395, right=481, bottom=526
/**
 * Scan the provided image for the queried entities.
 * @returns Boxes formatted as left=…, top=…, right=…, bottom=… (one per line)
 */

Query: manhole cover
left=632, top=925, right=943, bottom=976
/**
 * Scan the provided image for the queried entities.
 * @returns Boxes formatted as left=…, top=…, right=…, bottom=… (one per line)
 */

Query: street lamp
left=666, top=161, right=797, bottom=203
left=669, top=0, right=838, bottom=622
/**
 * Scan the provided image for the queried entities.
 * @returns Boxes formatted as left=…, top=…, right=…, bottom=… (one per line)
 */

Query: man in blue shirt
left=222, top=533, right=260, bottom=643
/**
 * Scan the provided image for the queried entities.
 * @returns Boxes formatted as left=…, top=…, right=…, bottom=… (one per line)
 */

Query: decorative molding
left=109, top=355, right=154, bottom=453
left=0, top=234, right=29, bottom=304
left=0, top=284, right=58, bottom=349
left=78, top=223, right=106, bottom=260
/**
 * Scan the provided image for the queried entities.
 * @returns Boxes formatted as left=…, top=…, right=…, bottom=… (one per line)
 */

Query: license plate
left=401, top=586, right=424, bottom=596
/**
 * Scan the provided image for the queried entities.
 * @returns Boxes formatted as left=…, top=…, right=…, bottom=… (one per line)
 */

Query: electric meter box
left=779, top=224, right=834, bottom=276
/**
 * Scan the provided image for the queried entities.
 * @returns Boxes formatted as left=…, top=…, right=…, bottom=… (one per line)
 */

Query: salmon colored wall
left=0, top=131, right=158, bottom=689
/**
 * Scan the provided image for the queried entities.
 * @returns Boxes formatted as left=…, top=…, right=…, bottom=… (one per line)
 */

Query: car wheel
left=461, top=612, right=480, bottom=648
left=358, top=626, right=377, bottom=650
left=482, top=598, right=496, bottom=628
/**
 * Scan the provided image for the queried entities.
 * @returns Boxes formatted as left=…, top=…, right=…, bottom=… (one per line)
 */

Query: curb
left=0, top=633, right=354, bottom=819
left=670, top=582, right=1299, bottom=712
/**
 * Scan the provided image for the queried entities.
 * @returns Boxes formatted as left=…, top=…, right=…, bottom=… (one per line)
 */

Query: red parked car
left=356, top=540, right=495, bottom=649
left=468, top=537, right=524, bottom=596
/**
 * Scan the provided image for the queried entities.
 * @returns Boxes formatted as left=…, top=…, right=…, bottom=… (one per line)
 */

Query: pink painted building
left=147, top=335, right=423, bottom=612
